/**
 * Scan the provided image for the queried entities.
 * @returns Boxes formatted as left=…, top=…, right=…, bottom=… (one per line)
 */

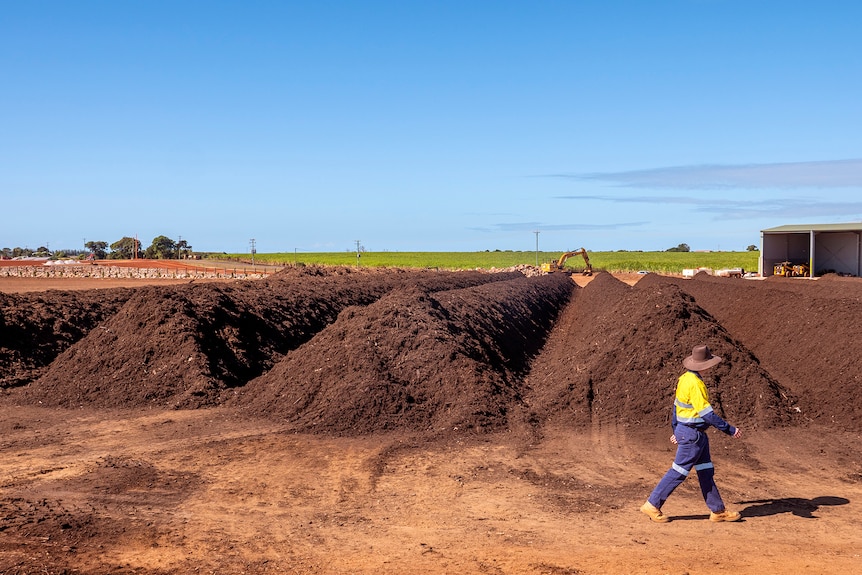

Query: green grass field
left=209, top=250, right=760, bottom=274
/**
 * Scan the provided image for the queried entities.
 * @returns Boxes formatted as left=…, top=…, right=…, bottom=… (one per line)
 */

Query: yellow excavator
left=541, top=248, right=593, bottom=275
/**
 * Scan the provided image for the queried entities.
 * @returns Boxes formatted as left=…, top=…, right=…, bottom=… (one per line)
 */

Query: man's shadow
left=737, top=496, right=849, bottom=519
left=668, top=496, right=849, bottom=521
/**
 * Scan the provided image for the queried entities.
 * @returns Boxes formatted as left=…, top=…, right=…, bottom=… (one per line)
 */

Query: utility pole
left=355, top=240, right=361, bottom=267
left=534, top=230, right=540, bottom=266
left=249, top=238, right=256, bottom=267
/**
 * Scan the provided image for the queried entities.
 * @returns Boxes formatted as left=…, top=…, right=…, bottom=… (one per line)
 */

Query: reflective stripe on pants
left=648, top=425, right=725, bottom=513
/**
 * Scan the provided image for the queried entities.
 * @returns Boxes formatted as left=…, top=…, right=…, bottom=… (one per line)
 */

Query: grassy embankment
left=211, top=251, right=760, bottom=275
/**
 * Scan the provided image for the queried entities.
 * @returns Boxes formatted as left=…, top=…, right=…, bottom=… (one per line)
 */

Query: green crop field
left=210, top=250, right=760, bottom=275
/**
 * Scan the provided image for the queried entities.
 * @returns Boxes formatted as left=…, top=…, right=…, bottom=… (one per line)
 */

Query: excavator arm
left=542, top=248, right=593, bottom=275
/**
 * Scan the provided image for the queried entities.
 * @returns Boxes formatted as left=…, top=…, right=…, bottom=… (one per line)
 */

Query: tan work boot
left=709, top=509, right=741, bottom=522
left=640, top=501, right=670, bottom=523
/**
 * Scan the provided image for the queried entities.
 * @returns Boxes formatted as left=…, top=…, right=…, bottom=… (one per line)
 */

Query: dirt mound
left=0, top=289, right=133, bottom=388
left=19, top=266, right=522, bottom=408
left=522, top=272, right=797, bottom=432
left=231, top=273, right=575, bottom=435
left=639, top=273, right=862, bottom=430
left=5, top=267, right=861, bottom=433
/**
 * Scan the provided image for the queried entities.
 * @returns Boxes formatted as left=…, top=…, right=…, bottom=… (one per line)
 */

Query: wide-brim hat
left=683, top=345, right=722, bottom=371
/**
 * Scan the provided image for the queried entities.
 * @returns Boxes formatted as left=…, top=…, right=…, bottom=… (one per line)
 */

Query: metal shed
left=760, top=223, right=862, bottom=277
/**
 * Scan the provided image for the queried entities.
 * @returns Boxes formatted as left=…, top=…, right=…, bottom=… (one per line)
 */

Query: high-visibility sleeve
left=673, top=371, right=735, bottom=435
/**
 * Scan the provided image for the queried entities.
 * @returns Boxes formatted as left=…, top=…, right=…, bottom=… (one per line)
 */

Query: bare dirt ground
left=1, top=267, right=860, bottom=574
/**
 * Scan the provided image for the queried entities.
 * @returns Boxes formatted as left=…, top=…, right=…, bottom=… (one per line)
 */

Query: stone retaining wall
left=0, top=265, right=270, bottom=280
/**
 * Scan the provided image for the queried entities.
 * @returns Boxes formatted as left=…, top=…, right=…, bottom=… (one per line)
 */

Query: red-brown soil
left=1, top=268, right=860, bottom=574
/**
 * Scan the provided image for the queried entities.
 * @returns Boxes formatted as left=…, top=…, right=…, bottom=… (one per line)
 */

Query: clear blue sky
left=3, top=1, right=862, bottom=254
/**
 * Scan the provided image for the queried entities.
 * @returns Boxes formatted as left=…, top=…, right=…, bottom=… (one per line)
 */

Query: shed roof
left=762, top=222, right=862, bottom=233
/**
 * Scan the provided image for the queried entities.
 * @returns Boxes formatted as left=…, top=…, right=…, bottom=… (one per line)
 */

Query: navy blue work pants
left=647, top=424, right=726, bottom=513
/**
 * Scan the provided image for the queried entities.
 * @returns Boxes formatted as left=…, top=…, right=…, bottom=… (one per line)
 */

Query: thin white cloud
left=557, top=158, right=862, bottom=189
left=555, top=194, right=862, bottom=221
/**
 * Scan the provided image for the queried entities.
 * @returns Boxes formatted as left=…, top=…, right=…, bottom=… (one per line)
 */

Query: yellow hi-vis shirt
left=673, top=371, right=714, bottom=426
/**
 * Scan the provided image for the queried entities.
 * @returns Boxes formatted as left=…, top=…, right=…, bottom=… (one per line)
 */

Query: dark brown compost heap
left=522, top=273, right=796, bottom=432
left=637, top=272, right=862, bottom=430
left=0, top=289, right=133, bottom=388
left=4, top=266, right=861, bottom=436
left=17, top=266, right=521, bottom=408
left=231, top=273, right=575, bottom=435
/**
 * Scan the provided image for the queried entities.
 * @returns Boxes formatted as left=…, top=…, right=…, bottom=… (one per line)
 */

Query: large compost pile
left=4, top=267, right=860, bottom=434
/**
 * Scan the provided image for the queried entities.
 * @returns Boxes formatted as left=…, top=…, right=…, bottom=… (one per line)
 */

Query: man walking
left=640, top=344, right=743, bottom=523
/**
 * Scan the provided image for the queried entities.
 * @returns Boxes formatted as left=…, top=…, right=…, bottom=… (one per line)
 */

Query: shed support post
left=809, top=231, right=815, bottom=277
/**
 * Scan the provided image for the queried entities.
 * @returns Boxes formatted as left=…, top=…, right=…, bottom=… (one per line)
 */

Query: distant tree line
left=1, top=235, right=194, bottom=260
left=664, top=243, right=759, bottom=252
left=666, top=243, right=691, bottom=252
